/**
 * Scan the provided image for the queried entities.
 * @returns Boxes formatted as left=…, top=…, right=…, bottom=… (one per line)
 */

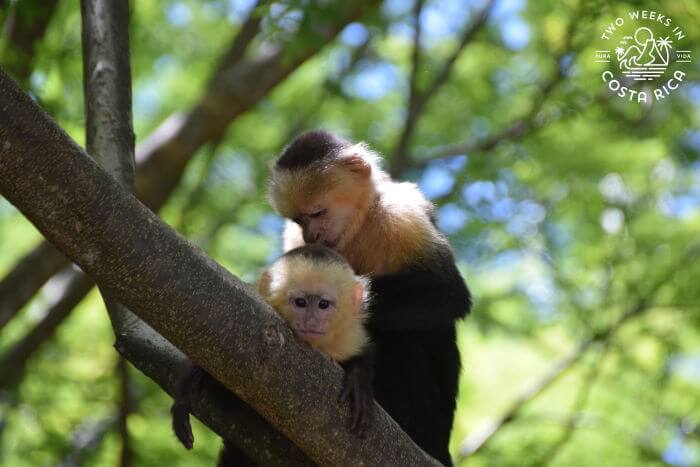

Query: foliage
left=1, top=0, right=699, bottom=465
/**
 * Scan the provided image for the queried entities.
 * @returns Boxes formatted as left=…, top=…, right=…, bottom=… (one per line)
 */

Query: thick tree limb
left=0, top=0, right=373, bottom=332
left=78, top=3, right=312, bottom=464
left=116, top=329, right=313, bottom=466
left=0, top=69, right=437, bottom=466
left=81, top=0, right=137, bottom=333
left=81, top=0, right=134, bottom=190
left=80, top=3, right=137, bottom=467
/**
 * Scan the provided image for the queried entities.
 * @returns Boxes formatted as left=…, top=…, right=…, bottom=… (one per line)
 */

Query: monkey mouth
left=297, top=329, right=325, bottom=338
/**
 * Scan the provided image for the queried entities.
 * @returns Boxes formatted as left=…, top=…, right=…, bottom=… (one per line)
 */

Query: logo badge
left=594, top=10, right=692, bottom=103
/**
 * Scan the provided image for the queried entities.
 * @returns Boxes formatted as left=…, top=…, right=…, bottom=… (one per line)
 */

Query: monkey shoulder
left=368, top=240, right=471, bottom=332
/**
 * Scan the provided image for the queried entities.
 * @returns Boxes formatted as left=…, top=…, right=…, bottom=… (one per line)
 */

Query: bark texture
left=0, top=70, right=438, bottom=466
left=0, top=0, right=376, bottom=330
left=116, top=330, right=313, bottom=466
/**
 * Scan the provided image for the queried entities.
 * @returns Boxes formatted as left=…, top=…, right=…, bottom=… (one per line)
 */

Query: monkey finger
left=172, top=407, right=195, bottom=449
left=350, top=380, right=364, bottom=434
left=174, top=419, right=194, bottom=450
left=338, top=374, right=353, bottom=403
left=359, top=398, right=373, bottom=437
left=356, top=396, right=371, bottom=437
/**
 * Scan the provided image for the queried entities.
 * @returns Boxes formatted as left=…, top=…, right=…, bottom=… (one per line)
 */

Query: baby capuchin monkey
left=269, top=130, right=472, bottom=466
left=171, top=245, right=374, bottom=465
left=258, top=244, right=371, bottom=363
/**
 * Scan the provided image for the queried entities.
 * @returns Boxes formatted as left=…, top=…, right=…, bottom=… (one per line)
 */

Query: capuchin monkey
left=171, top=244, right=374, bottom=466
left=269, top=130, right=472, bottom=466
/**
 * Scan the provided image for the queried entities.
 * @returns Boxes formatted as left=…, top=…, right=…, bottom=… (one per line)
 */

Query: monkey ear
left=340, top=154, right=372, bottom=178
left=353, top=281, right=365, bottom=310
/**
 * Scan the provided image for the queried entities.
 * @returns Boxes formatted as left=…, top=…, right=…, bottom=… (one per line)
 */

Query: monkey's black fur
left=276, top=131, right=472, bottom=465
left=275, top=129, right=350, bottom=170
left=368, top=241, right=470, bottom=466
left=171, top=243, right=374, bottom=466
left=173, top=131, right=471, bottom=466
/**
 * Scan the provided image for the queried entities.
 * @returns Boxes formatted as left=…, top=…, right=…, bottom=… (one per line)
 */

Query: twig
left=0, top=241, right=66, bottom=331
left=58, top=415, right=117, bottom=467
left=213, top=0, right=266, bottom=77
left=390, top=0, right=495, bottom=176
left=0, top=0, right=60, bottom=88
left=174, top=141, right=223, bottom=235
left=538, top=344, right=610, bottom=466
left=415, top=1, right=583, bottom=167
left=0, top=268, right=94, bottom=388
left=457, top=242, right=700, bottom=462
left=117, top=357, right=133, bottom=467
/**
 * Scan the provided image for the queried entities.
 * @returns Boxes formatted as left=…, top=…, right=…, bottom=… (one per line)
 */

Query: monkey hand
left=339, top=353, right=374, bottom=438
left=171, top=400, right=195, bottom=449
left=171, top=363, right=208, bottom=449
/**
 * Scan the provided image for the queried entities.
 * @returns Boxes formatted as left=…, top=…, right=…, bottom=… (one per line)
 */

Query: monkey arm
left=369, top=245, right=471, bottom=332
left=339, top=346, right=375, bottom=438
left=171, top=363, right=208, bottom=449
left=173, top=350, right=377, bottom=444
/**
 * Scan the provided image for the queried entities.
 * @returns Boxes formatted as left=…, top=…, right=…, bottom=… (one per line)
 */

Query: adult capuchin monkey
left=269, top=130, right=472, bottom=466
left=171, top=244, right=374, bottom=466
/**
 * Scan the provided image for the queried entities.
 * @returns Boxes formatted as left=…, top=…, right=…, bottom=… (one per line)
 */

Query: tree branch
left=421, top=0, right=495, bottom=105
left=80, top=5, right=138, bottom=467
left=57, top=415, right=117, bottom=467
left=79, top=3, right=312, bottom=464
left=117, top=357, right=133, bottom=467
left=212, top=0, right=265, bottom=78
left=390, top=0, right=495, bottom=177
left=414, top=2, right=581, bottom=166
left=456, top=243, right=699, bottom=461
left=0, top=68, right=438, bottom=466
left=0, top=241, right=66, bottom=331
left=0, top=0, right=375, bottom=333
left=116, top=330, right=313, bottom=466
left=408, top=0, right=424, bottom=114
left=537, top=344, right=609, bottom=466
left=81, top=0, right=138, bottom=336
left=0, top=268, right=94, bottom=388
left=0, top=0, right=60, bottom=88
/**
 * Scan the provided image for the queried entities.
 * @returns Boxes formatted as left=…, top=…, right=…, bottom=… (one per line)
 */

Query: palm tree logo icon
left=616, top=27, right=673, bottom=81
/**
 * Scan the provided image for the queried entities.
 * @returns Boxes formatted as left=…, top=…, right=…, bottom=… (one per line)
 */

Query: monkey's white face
left=293, top=186, right=364, bottom=249
left=285, top=289, right=337, bottom=341
left=297, top=207, right=353, bottom=249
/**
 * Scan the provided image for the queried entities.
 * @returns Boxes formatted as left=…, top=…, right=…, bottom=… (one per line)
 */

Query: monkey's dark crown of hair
left=282, top=244, right=350, bottom=268
left=275, top=130, right=351, bottom=170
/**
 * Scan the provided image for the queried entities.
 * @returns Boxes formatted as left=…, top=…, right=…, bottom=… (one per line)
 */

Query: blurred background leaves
left=0, top=0, right=699, bottom=465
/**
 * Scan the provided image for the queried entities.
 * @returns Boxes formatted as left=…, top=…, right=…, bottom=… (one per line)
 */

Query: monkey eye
left=318, top=299, right=330, bottom=309
left=294, top=298, right=307, bottom=308
left=310, top=209, right=326, bottom=219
